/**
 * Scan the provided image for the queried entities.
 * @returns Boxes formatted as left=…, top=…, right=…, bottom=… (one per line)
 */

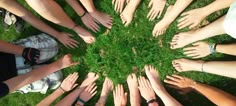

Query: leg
left=145, top=65, right=182, bottom=106
left=172, top=59, right=236, bottom=78
left=25, top=0, right=95, bottom=43
left=80, top=0, right=113, bottom=29
left=152, top=0, right=193, bottom=37
left=96, top=78, right=113, bottom=106
left=127, top=73, right=141, bottom=106
left=171, top=15, right=226, bottom=49
left=120, top=0, right=141, bottom=26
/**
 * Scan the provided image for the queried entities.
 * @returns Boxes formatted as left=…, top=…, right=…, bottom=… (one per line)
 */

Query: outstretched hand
left=77, top=83, right=97, bottom=105
left=57, top=32, right=78, bottom=49
left=138, top=76, right=156, bottom=101
left=113, top=84, right=127, bottom=106
left=80, top=72, right=99, bottom=88
left=178, top=8, right=207, bottom=29
left=60, top=72, right=79, bottom=92
left=164, top=74, right=196, bottom=89
left=56, top=54, right=80, bottom=69
left=81, top=13, right=100, bottom=32
left=183, top=41, right=211, bottom=58
left=147, top=0, right=166, bottom=21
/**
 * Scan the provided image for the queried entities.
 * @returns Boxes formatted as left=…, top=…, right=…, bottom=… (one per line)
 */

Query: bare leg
left=127, top=74, right=141, bottom=106
left=172, top=58, right=236, bottom=78
left=152, top=0, right=193, bottom=37
left=96, top=78, right=113, bottom=106
left=120, top=0, right=141, bottom=27
left=80, top=0, right=113, bottom=29
left=171, top=15, right=226, bottom=49
left=145, top=65, right=182, bottom=106
left=25, top=0, right=95, bottom=43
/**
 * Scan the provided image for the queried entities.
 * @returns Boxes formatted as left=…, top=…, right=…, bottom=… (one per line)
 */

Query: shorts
left=223, top=1, right=236, bottom=38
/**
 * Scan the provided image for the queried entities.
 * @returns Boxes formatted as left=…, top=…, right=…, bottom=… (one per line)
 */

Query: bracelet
left=77, top=97, right=86, bottom=105
left=147, top=98, right=157, bottom=104
left=59, top=86, right=66, bottom=93
left=79, top=11, right=86, bottom=17
left=209, top=43, right=217, bottom=54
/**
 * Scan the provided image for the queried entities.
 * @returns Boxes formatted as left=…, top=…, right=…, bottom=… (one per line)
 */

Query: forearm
left=0, top=40, right=24, bottom=55
left=201, top=0, right=234, bottom=16
left=66, top=0, right=86, bottom=16
left=56, top=87, right=83, bottom=106
left=194, top=83, right=236, bottom=106
left=0, top=0, right=60, bottom=39
left=153, top=87, right=181, bottom=106
left=4, top=61, right=60, bottom=93
left=216, top=43, right=236, bottom=56
left=130, top=91, right=141, bottom=106
left=37, top=88, right=64, bottom=106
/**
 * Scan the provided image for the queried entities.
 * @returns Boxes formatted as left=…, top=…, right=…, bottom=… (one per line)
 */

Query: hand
left=164, top=75, right=195, bottom=89
left=178, top=8, right=208, bottom=29
left=80, top=72, right=99, bottom=88
left=56, top=54, right=80, bottom=69
left=77, top=83, right=97, bottom=105
left=57, top=32, right=78, bottom=49
left=138, top=76, right=156, bottom=101
left=112, top=0, right=126, bottom=13
left=81, top=13, right=100, bottom=32
left=183, top=42, right=211, bottom=58
left=22, top=47, right=40, bottom=64
left=147, top=0, right=166, bottom=21
left=60, top=72, right=79, bottom=92
left=113, top=84, right=127, bottom=106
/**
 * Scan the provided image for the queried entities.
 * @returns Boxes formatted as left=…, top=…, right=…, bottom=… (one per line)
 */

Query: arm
left=216, top=43, right=236, bottom=56
left=148, top=102, right=159, bottom=106
left=4, top=54, right=78, bottom=93
left=201, top=0, right=234, bottom=16
left=194, top=82, right=236, bottom=106
left=0, top=0, right=61, bottom=39
left=65, top=0, right=85, bottom=16
left=165, top=75, right=236, bottom=106
left=0, top=40, right=24, bottom=55
left=37, top=73, right=79, bottom=106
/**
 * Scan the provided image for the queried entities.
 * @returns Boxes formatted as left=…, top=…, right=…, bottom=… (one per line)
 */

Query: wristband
left=147, top=99, right=157, bottom=104
left=77, top=97, right=86, bottom=105
left=80, top=12, right=86, bottom=17
left=209, top=43, right=216, bottom=54
left=59, top=87, right=66, bottom=93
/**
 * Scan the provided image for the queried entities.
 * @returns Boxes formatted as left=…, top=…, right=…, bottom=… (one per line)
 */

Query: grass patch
left=0, top=0, right=236, bottom=106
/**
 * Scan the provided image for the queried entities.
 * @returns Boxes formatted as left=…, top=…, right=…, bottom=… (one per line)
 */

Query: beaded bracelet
left=80, top=12, right=86, bottom=17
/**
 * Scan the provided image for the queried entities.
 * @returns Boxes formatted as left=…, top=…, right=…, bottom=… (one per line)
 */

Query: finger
left=91, top=91, right=97, bottom=97
left=158, top=9, right=163, bottom=19
left=180, top=11, right=189, bottom=17
left=150, top=11, right=159, bottom=21
left=192, top=55, right=203, bottom=59
left=178, top=19, right=191, bottom=29
left=72, top=83, right=78, bottom=89
left=186, top=53, right=199, bottom=57
left=172, top=74, right=184, bottom=80
left=189, top=23, right=198, bottom=29
left=112, top=0, right=115, bottom=5
left=90, top=85, right=97, bottom=94
left=183, top=50, right=197, bottom=55
left=87, top=83, right=96, bottom=92
left=114, top=1, right=118, bottom=12
left=147, top=9, right=153, bottom=19
left=166, top=75, right=181, bottom=82
left=178, top=15, right=189, bottom=24
left=164, top=79, right=179, bottom=86
left=148, top=0, right=154, bottom=8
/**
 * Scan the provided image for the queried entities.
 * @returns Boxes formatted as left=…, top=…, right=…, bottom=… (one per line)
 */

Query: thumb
left=72, top=84, right=78, bottom=89
left=71, top=61, right=80, bottom=66
left=192, top=41, right=204, bottom=46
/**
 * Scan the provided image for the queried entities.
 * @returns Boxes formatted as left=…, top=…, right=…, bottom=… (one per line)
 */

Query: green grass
left=1, top=0, right=236, bottom=106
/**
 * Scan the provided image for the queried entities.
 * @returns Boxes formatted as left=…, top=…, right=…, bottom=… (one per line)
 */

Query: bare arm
left=165, top=75, right=236, bottom=106
left=4, top=54, right=78, bottom=93
left=216, top=43, right=236, bottom=56
left=0, top=0, right=60, bottom=40
left=0, top=40, right=24, bottom=55
left=194, top=83, right=236, bottom=106
left=66, top=0, right=85, bottom=16
left=201, top=0, right=234, bottom=16
left=37, top=88, right=65, bottom=106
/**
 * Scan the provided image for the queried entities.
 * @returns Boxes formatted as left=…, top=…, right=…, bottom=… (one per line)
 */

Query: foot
left=183, top=41, right=211, bottom=58
left=152, top=5, right=173, bottom=37
left=73, top=26, right=96, bottom=44
left=144, top=65, right=163, bottom=90
left=120, top=0, right=140, bottom=27
left=170, top=30, right=199, bottom=49
left=127, top=73, right=140, bottom=106
left=172, top=58, right=204, bottom=72
left=97, top=77, right=113, bottom=105
left=89, top=10, right=113, bottom=29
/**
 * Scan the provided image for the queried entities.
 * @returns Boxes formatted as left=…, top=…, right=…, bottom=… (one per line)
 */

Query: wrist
left=147, top=98, right=157, bottom=104
left=201, top=7, right=211, bottom=17
left=190, top=81, right=197, bottom=89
